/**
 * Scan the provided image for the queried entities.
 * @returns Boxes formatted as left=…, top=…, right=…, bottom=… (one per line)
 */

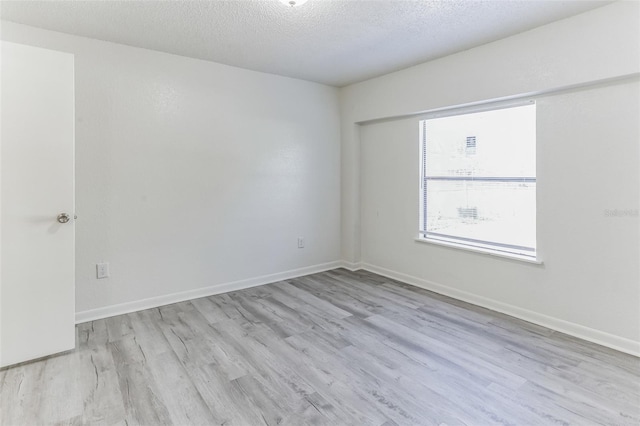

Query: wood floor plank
left=185, top=362, right=264, bottom=425
left=145, top=350, right=218, bottom=425
left=292, top=275, right=378, bottom=317
left=326, top=269, right=425, bottom=310
left=250, top=328, right=387, bottom=426
left=283, top=332, right=406, bottom=425
left=77, top=319, right=109, bottom=350
left=9, top=354, right=85, bottom=425
left=273, top=280, right=353, bottom=319
left=209, top=319, right=318, bottom=402
left=341, top=318, right=537, bottom=424
left=128, top=309, right=173, bottom=359
left=77, top=346, right=126, bottom=425
left=112, top=359, right=172, bottom=426
left=1, top=269, right=638, bottom=425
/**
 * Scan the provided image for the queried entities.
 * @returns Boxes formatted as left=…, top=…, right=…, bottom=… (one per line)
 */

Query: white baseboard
left=75, top=260, right=342, bottom=324
left=339, top=260, right=363, bottom=271
left=76, top=258, right=640, bottom=357
left=361, top=262, right=640, bottom=357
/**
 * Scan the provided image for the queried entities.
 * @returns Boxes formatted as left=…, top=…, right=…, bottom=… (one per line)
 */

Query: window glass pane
left=424, top=177, right=536, bottom=251
left=420, top=103, right=537, bottom=257
left=425, top=104, right=536, bottom=178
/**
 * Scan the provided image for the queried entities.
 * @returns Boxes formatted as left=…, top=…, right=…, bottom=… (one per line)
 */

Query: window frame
left=417, top=100, right=540, bottom=263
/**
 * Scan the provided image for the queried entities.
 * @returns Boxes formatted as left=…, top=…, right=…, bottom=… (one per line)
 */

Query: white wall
left=1, top=21, right=342, bottom=318
left=341, top=2, right=640, bottom=354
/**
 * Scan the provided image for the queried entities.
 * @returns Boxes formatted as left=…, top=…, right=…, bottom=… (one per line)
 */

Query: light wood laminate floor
left=1, top=269, right=639, bottom=425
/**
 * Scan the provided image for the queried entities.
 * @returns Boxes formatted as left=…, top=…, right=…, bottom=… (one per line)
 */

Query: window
left=419, top=102, right=537, bottom=259
left=465, top=136, right=477, bottom=155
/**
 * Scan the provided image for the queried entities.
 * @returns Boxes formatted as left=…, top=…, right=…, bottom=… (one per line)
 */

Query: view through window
left=419, top=103, right=537, bottom=258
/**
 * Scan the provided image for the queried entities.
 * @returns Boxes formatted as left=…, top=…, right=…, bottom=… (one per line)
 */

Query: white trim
left=75, top=261, right=342, bottom=324
left=339, top=260, right=364, bottom=271
left=356, top=72, right=639, bottom=126
left=360, top=262, right=640, bottom=357
left=416, top=99, right=534, bottom=121
left=75, top=257, right=640, bottom=357
left=414, top=237, right=543, bottom=265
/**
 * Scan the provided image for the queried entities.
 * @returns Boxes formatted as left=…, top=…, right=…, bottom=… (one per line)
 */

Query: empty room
left=1, top=0, right=639, bottom=425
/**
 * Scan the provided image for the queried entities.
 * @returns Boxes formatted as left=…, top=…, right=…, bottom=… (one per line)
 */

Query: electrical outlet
left=96, top=262, right=110, bottom=279
left=297, top=237, right=305, bottom=248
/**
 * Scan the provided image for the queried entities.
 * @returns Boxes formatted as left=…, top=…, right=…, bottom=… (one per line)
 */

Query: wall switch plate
left=297, top=237, right=305, bottom=248
left=96, top=263, right=110, bottom=279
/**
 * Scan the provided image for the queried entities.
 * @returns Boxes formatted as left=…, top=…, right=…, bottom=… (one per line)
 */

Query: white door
left=0, top=41, right=75, bottom=368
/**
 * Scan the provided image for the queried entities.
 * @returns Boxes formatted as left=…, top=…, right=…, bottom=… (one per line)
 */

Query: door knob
left=57, top=213, right=71, bottom=224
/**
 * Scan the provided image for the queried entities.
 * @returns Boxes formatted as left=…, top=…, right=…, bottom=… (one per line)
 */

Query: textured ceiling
left=0, top=0, right=612, bottom=87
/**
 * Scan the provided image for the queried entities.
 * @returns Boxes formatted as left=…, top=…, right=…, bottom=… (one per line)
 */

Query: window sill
left=414, top=236, right=543, bottom=265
